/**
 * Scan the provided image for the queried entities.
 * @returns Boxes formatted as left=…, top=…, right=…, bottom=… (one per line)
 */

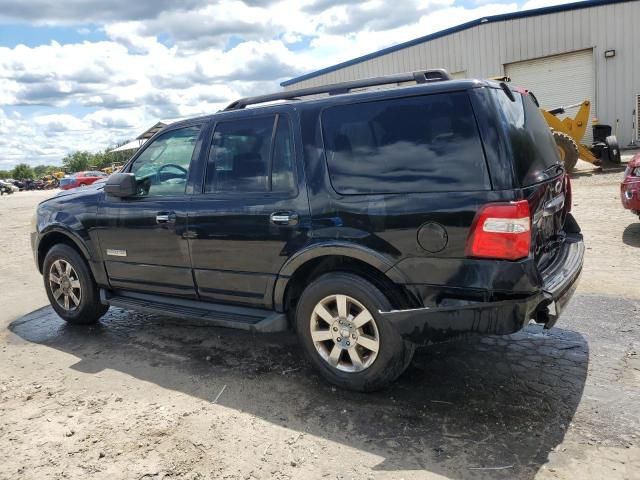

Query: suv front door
left=188, top=111, right=310, bottom=308
left=98, top=123, right=204, bottom=297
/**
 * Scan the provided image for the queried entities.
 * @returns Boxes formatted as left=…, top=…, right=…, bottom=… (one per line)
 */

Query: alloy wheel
left=309, top=294, right=380, bottom=373
left=49, top=259, right=82, bottom=311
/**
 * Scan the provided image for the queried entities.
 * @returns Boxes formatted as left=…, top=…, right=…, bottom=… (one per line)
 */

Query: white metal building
left=282, top=0, right=640, bottom=146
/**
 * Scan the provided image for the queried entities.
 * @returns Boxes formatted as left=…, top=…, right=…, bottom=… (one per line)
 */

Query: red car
left=59, top=171, right=107, bottom=190
left=621, top=153, right=640, bottom=219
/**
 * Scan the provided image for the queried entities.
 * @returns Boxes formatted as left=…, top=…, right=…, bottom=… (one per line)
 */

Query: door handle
left=156, top=212, right=176, bottom=224
left=270, top=211, right=299, bottom=226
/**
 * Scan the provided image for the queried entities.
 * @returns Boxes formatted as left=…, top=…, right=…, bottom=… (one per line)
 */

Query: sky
left=0, top=0, right=578, bottom=169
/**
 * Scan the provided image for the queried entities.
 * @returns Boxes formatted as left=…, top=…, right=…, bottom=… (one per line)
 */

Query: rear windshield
left=321, top=92, right=490, bottom=194
left=490, top=89, right=561, bottom=186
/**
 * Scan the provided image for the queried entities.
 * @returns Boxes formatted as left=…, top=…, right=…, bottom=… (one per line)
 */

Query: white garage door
left=505, top=49, right=595, bottom=143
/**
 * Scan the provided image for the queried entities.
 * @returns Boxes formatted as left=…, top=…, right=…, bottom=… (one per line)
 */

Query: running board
left=99, top=289, right=287, bottom=333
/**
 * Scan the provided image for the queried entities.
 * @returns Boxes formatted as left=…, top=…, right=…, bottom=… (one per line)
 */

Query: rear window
left=491, top=89, right=561, bottom=186
left=321, top=92, right=490, bottom=194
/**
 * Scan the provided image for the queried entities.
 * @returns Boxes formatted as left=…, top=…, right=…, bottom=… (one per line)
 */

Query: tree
left=62, top=151, right=93, bottom=173
left=12, top=163, right=34, bottom=180
left=60, top=141, right=137, bottom=174
left=33, top=164, right=55, bottom=177
left=0, top=170, right=10, bottom=179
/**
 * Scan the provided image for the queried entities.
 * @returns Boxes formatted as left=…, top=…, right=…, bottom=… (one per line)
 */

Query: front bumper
left=621, top=181, right=640, bottom=212
left=379, top=233, right=584, bottom=344
left=30, top=231, right=40, bottom=270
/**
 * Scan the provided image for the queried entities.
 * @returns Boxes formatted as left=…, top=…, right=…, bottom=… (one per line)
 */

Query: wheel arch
left=37, top=227, right=91, bottom=274
left=274, top=243, right=419, bottom=314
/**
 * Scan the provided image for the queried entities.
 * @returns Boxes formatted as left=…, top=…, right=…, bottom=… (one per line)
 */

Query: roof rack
left=224, top=68, right=452, bottom=111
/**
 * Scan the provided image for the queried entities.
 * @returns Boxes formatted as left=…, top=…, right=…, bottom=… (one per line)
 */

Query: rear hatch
left=490, top=87, right=570, bottom=269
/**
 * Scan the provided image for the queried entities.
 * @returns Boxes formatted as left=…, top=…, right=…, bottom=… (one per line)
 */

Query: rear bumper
left=380, top=233, right=584, bottom=344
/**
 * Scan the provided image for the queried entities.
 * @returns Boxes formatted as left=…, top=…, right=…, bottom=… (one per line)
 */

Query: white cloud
left=520, top=0, right=573, bottom=9
left=0, top=0, right=563, bottom=168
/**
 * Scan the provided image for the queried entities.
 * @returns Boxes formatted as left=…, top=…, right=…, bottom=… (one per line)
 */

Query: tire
left=295, top=272, right=414, bottom=392
left=606, top=135, right=621, bottom=164
left=43, top=244, right=109, bottom=324
left=552, top=130, right=579, bottom=171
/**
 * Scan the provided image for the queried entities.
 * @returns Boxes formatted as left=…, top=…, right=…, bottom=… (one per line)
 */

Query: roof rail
left=224, top=68, right=452, bottom=111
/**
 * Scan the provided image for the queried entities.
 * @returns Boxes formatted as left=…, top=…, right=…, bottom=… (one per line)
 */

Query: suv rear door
left=188, top=109, right=310, bottom=308
left=490, top=88, right=569, bottom=269
left=97, top=123, right=204, bottom=297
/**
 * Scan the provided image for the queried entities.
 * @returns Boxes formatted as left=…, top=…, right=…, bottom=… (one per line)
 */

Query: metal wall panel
left=284, top=1, right=640, bottom=146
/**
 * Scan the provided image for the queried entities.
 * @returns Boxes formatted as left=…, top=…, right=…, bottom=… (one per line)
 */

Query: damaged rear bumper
left=380, top=233, right=584, bottom=344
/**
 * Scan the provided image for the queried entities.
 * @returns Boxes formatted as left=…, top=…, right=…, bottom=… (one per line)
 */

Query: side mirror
left=104, top=173, right=137, bottom=197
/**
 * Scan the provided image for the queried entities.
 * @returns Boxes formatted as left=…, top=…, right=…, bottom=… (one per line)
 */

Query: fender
left=36, top=225, right=109, bottom=287
left=37, top=225, right=92, bottom=266
left=272, top=241, right=408, bottom=311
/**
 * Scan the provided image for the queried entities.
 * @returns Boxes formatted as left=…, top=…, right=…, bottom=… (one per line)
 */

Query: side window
left=205, top=115, right=295, bottom=194
left=130, top=126, right=200, bottom=196
left=271, top=117, right=295, bottom=192
left=321, top=92, right=490, bottom=194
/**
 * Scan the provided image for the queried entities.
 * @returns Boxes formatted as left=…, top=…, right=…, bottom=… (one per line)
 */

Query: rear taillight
left=466, top=200, right=531, bottom=261
left=565, top=174, right=572, bottom=213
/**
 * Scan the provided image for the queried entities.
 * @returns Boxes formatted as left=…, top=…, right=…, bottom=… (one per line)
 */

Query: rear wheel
left=43, top=244, right=108, bottom=324
left=552, top=130, right=579, bottom=171
left=295, top=272, right=414, bottom=391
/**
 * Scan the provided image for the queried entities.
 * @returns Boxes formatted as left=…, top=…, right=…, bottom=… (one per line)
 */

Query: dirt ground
left=0, top=158, right=639, bottom=480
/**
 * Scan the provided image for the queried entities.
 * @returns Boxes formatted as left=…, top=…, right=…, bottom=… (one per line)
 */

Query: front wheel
left=553, top=130, right=579, bottom=171
left=295, top=272, right=414, bottom=391
left=43, top=244, right=109, bottom=324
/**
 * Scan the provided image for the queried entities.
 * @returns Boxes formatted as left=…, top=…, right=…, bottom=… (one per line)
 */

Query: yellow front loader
left=540, top=100, right=621, bottom=171
left=101, top=163, right=123, bottom=175
left=541, top=100, right=597, bottom=170
left=490, top=77, right=621, bottom=171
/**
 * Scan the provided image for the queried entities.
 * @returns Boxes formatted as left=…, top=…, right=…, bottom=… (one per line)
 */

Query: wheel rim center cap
left=333, top=319, right=357, bottom=347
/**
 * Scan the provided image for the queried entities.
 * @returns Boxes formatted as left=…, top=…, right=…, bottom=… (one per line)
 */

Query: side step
left=100, top=289, right=288, bottom=333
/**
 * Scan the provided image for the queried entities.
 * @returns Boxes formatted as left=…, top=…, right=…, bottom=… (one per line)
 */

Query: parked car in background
left=621, top=153, right=640, bottom=220
left=59, top=171, right=108, bottom=190
left=31, top=70, right=584, bottom=391
left=0, top=179, right=18, bottom=195
left=9, top=179, right=25, bottom=190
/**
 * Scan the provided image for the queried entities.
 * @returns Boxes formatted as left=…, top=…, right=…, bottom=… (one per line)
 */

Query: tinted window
left=491, top=89, right=561, bottom=186
left=205, top=115, right=295, bottom=193
left=130, top=126, right=200, bottom=196
left=271, top=117, right=295, bottom=193
left=321, top=92, right=489, bottom=194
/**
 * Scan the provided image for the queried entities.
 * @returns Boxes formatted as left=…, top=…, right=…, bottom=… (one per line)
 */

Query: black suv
left=32, top=69, right=584, bottom=391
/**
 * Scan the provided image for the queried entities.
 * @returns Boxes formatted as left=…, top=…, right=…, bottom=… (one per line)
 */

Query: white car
left=0, top=179, right=19, bottom=194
